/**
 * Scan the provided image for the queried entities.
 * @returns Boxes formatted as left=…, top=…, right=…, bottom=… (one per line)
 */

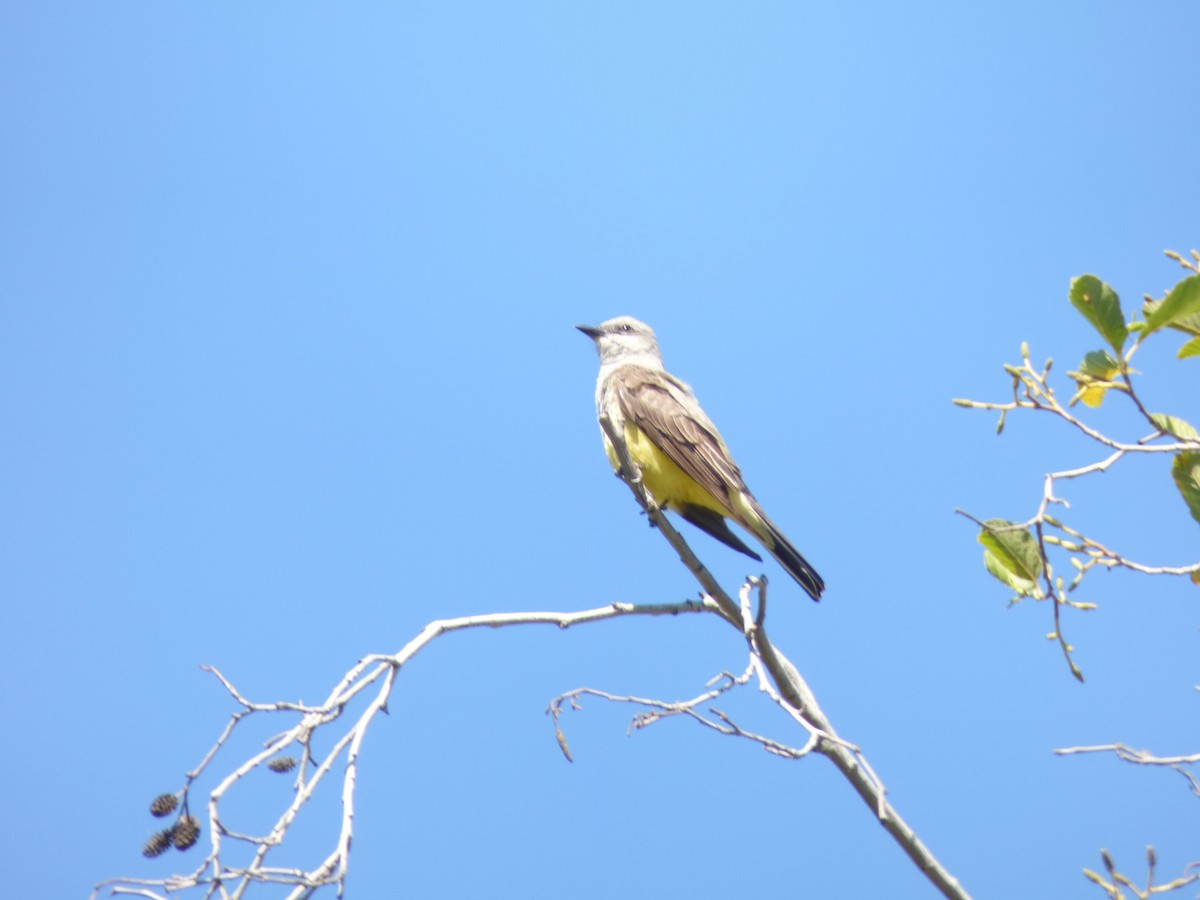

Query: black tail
left=674, top=500, right=824, bottom=602
left=675, top=504, right=764, bottom=562
left=760, top=516, right=824, bottom=602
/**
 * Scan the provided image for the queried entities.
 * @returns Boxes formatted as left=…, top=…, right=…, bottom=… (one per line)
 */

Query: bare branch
left=598, top=411, right=743, bottom=625
left=93, top=600, right=712, bottom=900
left=1055, top=742, right=1200, bottom=799
left=549, top=523, right=972, bottom=900
left=101, top=405, right=974, bottom=900
left=1057, top=741, right=1200, bottom=764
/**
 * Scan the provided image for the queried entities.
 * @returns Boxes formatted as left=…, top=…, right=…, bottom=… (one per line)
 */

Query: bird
left=577, top=316, right=824, bottom=601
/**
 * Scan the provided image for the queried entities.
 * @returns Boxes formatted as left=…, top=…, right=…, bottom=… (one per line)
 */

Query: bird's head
left=576, top=316, right=663, bottom=368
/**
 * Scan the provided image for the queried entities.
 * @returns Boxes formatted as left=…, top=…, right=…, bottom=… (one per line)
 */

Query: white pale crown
left=583, top=316, right=664, bottom=371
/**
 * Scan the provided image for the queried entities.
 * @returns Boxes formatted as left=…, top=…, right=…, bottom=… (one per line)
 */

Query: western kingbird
left=577, top=316, right=824, bottom=601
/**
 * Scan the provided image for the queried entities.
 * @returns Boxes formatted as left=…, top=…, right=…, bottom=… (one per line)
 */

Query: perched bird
left=578, top=316, right=824, bottom=601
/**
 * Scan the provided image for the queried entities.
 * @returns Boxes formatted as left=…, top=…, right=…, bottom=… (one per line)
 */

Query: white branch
left=1055, top=742, right=1200, bottom=767
left=92, top=601, right=712, bottom=900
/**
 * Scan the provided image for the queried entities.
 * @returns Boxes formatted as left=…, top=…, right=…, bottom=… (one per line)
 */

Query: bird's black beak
left=575, top=323, right=603, bottom=340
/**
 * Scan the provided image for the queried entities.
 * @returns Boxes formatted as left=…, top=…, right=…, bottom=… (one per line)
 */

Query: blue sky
left=3, top=3, right=1198, bottom=898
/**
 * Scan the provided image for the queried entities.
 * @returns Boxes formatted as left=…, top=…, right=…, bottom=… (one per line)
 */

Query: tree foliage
left=956, top=250, right=1200, bottom=679
left=956, top=250, right=1200, bottom=898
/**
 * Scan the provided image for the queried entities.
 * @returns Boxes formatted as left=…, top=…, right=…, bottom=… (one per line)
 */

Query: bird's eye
left=619, top=323, right=633, bottom=333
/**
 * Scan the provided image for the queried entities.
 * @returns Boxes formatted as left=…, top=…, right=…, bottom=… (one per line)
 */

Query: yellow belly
left=605, top=421, right=730, bottom=517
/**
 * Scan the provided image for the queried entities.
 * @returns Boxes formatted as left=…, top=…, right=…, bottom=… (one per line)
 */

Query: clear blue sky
left=3, top=4, right=1197, bottom=898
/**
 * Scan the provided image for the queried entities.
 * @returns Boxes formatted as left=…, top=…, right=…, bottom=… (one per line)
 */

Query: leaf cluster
left=957, top=251, right=1200, bottom=679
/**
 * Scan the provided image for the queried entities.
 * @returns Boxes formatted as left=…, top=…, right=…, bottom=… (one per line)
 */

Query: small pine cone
left=149, top=793, right=179, bottom=817
left=267, top=756, right=298, bottom=773
left=172, top=816, right=201, bottom=851
left=142, top=829, right=174, bottom=858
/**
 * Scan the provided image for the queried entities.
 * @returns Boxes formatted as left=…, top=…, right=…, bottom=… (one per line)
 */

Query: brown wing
left=610, top=366, right=826, bottom=602
left=610, top=365, right=748, bottom=513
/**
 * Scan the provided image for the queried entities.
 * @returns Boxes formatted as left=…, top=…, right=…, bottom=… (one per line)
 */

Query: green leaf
left=1145, top=294, right=1200, bottom=356
left=1144, top=274, right=1200, bottom=337
left=983, top=550, right=1040, bottom=596
left=1178, top=336, right=1200, bottom=359
left=1171, top=452, right=1200, bottom=527
left=978, top=519, right=1043, bottom=597
left=1150, top=414, right=1200, bottom=442
left=1142, top=297, right=1200, bottom=336
left=1078, top=349, right=1119, bottom=378
left=1069, top=350, right=1120, bottom=408
left=1069, top=275, right=1128, bottom=354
